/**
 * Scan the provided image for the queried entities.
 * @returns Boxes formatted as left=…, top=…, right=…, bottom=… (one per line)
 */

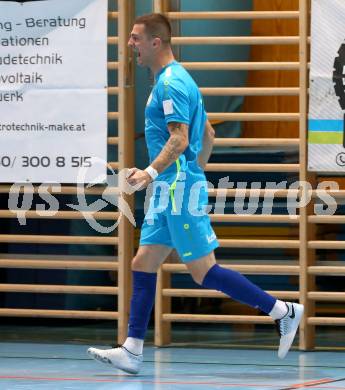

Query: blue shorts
left=139, top=178, right=219, bottom=262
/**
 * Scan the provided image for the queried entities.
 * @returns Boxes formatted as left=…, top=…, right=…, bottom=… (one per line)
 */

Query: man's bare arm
left=151, top=122, right=189, bottom=173
left=198, top=119, right=215, bottom=169
left=126, top=122, right=188, bottom=190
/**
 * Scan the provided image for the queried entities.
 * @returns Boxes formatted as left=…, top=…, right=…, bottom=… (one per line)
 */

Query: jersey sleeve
left=158, top=78, right=190, bottom=126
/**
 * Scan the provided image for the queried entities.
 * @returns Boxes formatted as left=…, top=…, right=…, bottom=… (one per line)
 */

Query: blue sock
left=128, top=271, right=157, bottom=340
left=201, top=264, right=276, bottom=314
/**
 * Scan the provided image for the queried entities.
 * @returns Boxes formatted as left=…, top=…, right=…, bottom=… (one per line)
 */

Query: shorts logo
left=206, top=232, right=216, bottom=244
left=183, top=251, right=192, bottom=257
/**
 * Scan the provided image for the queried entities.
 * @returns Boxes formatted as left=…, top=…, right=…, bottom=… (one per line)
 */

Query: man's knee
left=131, top=255, right=145, bottom=271
left=131, top=245, right=172, bottom=273
left=188, top=264, right=212, bottom=285
left=186, top=253, right=216, bottom=285
left=189, top=271, right=204, bottom=286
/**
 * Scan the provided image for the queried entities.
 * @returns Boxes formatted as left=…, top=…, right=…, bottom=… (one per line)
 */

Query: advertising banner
left=309, top=0, right=345, bottom=172
left=0, top=0, right=108, bottom=183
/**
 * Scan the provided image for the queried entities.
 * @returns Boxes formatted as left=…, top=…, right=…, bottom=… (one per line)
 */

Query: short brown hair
left=134, top=13, right=171, bottom=45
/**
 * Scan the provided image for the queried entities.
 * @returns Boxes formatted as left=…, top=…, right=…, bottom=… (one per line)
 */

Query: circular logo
left=71, top=157, right=136, bottom=233
left=336, top=153, right=345, bottom=166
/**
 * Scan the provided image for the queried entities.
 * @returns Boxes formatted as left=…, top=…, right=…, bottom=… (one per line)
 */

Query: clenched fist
left=126, top=167, right=152, bottom=191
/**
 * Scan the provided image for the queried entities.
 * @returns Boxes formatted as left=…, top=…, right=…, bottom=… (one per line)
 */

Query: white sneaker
left=276, top=302, right=304, bottom=359
left=87, top=346, right=143, bottom=374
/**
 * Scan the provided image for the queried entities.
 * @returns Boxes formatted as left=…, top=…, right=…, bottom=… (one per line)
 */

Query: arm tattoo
left=151, top=122, right=189, bottom=173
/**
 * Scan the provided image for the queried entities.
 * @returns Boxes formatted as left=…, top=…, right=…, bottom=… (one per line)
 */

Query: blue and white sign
left=309, top=0, right=345, bottom=172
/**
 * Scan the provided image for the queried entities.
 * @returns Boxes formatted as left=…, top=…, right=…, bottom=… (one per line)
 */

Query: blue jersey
left=141, top=61, right=219, bottom=261
left=145, top=61, right=207, bottom=186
